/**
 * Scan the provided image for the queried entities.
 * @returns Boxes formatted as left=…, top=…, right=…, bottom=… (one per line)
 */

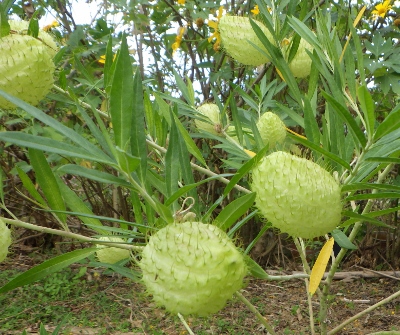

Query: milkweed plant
left=0, top=0, right=400, bottom=334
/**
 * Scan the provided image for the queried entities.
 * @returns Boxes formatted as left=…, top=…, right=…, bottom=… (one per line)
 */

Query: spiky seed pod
left=0, top=220, right=12, bottom=262
left=256, top=112, right=286, bottom=148
left=219, top=16, right=274, bottom=66
left=251, top=151, right=342, bottom=239
left=283, top=37, right=313, bottom=78
left=195, top=103, right=223, bottom=136
left=0, top=20, right=56, bottom=109
left=9, top=20, right=58, bottom=57
left=96, top=236, right=130, bottom=264
left=140, top=221, right=248, bottom=316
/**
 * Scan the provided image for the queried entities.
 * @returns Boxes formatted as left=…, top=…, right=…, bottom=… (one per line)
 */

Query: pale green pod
left=0, top=220, right=12, bottom=262
left=195, top=103, right=222, bottom=135
left=219, top=16, right=274, bottom=66
left=96, top=236, right=130, bottom=264
left=0, top=24, right=56, bottom=109
left=284, top=37, right=313, bottom=78
left=256, top=112, right=286, bottom=148
left=251, top=151, right=342, bottom=239
left=140, top=221, right=247, bottom=316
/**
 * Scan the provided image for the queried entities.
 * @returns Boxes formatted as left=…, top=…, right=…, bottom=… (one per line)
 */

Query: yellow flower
left=371, top=0, right=392, bottom=19
left=208, top=6, right=224, bottom=51
left=177, top=0, right=185, bottom=4
left=251, top=5, right=260, bottom=15
left=98, top=54, right=116, bottom=64
left=42, top=20, right=59, bottom=32
left=172, top=27, right=186, bottom=56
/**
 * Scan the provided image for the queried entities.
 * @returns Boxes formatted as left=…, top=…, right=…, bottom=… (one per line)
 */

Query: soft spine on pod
left=256, top=112, right=286, bottom=148
left=0, top=20, right=57, bottom=109
left=283, top=37, right=313, bottom=78
left=96, top=236, right=130, bottom=264
left=218, top=16, right=274, bottom=66
left=140, top=221, right=248, bottom=316
left=0, top=220, right=12, bottom=262
left=195, top=103, right=222, bottom=135
left=251, top=151, right=342, bottom=239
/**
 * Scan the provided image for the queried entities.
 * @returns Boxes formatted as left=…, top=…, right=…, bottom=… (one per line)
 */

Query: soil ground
left=1, top=247, right=399, bottom=335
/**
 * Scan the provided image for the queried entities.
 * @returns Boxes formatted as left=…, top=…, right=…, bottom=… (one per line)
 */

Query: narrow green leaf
left=103, top=35, right=115, bottom=92
left=0, top=5, right=10, bottom=38
left=28, top=148, right=66, bottom=224
left=342, top=182, right=400, bottom=193
left=245, top=255, right=270, bottom=280
left=345, top=192, right=400, bottom=201
left=0, top=132, right=112, bottom=164
left=223, top=146, right=269, bottom=196
left=165, top=114, right=180, bottom=202
left=331, top=229, right=357, bottom=250
left=0, top=90, right=111, bottom=162
left=374, top=103, right=400, bottom=140
left=131, top=69, right=147, bottom=183
left=16, top=166, right=46, bottom=206
left=0, top=248, right=96, bottom=294
left=287, top=133, right=351, bottom=170
left=322, top=91, right=367, bottom=148
left=27, top=18, right=39, bottom=38
left=74, top=54, right=95, bottom=85
left=172, top=113, right=207, bottom=167
left=358, top=85, right=375, bottom=139
left=173, top=69, right=192, bottom=105
left=56, top=164, right=131, bottom=188
left=365, top=157, right=400, bottom=164
left=215, top=192, right=256, bottom=231
left=341, top=210, right=394, bottom=228
left=109, top=35, right=133, bottom=149
left=115, top=147, right=141, bottom=175
left=303, top=96, right=320, bottom=145
left=56, top=178, right=107, bottom=235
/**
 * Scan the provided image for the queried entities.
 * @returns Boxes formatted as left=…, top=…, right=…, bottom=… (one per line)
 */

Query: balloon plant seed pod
left=0, top=220, right=12, bottom=263
left=256, top=112, right=286, bottom=148
left=0, top=20, right=57, bottom=109
left=195, top=103, right=223, bottom=136
left=140, top=221, right=248, bottom=316
left=96, top=236, right=130, bottom=264
left=283, top=37, right=313, bottom=78
left=218, top=16, right=274, bottom=66
left=251, top=151, right=342, bottom=239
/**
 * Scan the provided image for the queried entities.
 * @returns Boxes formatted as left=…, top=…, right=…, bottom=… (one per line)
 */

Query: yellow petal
left=309, top=237, right=334, bottom=295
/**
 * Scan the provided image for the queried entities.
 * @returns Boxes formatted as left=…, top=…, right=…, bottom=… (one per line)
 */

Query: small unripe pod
left=256, top=112, right=286, bottom=148
left=140, top=222, right=247, bottom=316
left=219, top=16, right=274, bottom=66
left=0, top=220, right=12, bottom=262
left=283, top=37, right=313, bottom=78
left=96, top=236, right=130, bottom=264
left=195, top=103, right=223, bottom=136
left=251, top=151, right=342, bottom=239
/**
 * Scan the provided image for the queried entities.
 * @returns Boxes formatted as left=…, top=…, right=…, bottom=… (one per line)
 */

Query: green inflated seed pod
left=140, top=221, right=248, bottom=316
left=0, top=220, right=12, bottom=262
left=0, top=20, right=56, bottom=109
left=283, top=37, right=313, bottom=78
left=195, top=103, right=223, bottom=135
left=251, top=151, right=342, bottom=239
left=96, top=236, right=130, bottom=264
left=256, top=112, right=286, bottom=148
left=219, top=16, right=274, bottom=66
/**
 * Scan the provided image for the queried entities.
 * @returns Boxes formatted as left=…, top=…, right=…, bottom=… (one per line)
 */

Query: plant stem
left=177, top=313, right=195, bottom=335
left=1, top=217, right=143, bottom=252
left=235, top=291, right=277, bottom=335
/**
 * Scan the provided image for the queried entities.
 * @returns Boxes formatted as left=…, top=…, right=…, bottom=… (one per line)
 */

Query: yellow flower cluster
left=177, top=0, right=185, bottom=4
left=371, top=0, right=392, bottom=19
left=172, top=26, right=186, bottom=56
left=251, top=5, right=260, bottom=15
left=42, top=20, right=59, bottom=32
left=207, top=6, right=224, bottom=51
